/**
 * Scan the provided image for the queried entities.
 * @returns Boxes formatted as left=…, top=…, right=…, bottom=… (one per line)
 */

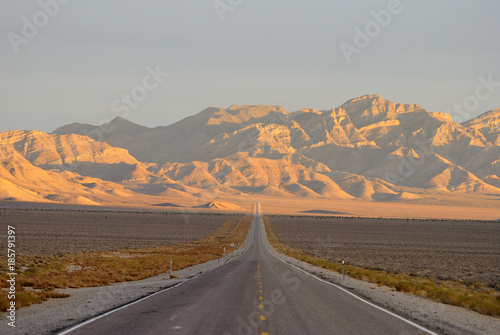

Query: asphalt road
left=61, top=206, right=436, bottom=335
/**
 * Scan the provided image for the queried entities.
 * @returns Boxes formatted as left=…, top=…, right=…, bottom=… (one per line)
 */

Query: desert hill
left=194, top=201, right=243, bottom=210
left=463, top=108, right=500, bottom=145
left=1, top=95, right=500, bottom=207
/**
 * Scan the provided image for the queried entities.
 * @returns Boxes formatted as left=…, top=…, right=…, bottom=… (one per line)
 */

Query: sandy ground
left=2, top=190, right=500, bottom=221
left=260, top=218, right=500, bottom=335
left=229, top=194, right=500, bottom=220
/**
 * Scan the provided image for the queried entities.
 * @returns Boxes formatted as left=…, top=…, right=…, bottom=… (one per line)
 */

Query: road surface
left=60, top=205, right=436, bottom=335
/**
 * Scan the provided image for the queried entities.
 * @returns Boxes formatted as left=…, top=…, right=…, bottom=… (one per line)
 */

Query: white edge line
left=58, top=218, right=257, bottom=335
left=260, top=216, right=439, bottom=335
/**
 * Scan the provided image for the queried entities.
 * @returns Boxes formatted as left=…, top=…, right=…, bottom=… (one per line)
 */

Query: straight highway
left=60, top=204, right=435, bottom=335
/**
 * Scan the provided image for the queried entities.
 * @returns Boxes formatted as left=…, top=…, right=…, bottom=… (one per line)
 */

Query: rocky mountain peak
left=1, top=95, right=500, bottom=206
left=464, top=108, right=500, bottom=126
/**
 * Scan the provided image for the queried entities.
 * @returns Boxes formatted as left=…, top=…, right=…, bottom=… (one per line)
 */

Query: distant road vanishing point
left=60, top=204, right=436, bottom=335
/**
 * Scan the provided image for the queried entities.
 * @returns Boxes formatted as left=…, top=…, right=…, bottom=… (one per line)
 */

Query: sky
left=1, top=0, right=499, bottom=132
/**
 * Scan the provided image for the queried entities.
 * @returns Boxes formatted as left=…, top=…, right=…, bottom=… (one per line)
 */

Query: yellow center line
left=257, top=260, right=268, bottom=335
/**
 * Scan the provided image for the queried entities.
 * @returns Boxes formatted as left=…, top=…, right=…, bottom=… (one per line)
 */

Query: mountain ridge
left=2, top=94, right=499, bottom=206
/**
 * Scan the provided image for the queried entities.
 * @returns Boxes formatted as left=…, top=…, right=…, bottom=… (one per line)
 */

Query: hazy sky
left=1, top=0, right=499, bottom=132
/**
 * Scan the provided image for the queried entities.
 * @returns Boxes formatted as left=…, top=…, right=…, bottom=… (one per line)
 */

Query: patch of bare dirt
left=0, top=209, right=240, bottom=255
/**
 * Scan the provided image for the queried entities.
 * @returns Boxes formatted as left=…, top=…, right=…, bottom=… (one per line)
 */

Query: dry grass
left=263, top=216, right=500, bottom=317
left=0, top=215, right=252, bottom=311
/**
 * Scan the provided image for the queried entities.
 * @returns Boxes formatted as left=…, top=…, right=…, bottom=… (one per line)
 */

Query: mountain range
left=1, top=94, right=499, bottom=207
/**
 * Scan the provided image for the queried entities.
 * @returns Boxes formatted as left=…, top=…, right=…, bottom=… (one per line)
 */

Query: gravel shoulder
left=0, top=223, right=255, bottom=335
left=260, top=217, right=500, bottom=335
